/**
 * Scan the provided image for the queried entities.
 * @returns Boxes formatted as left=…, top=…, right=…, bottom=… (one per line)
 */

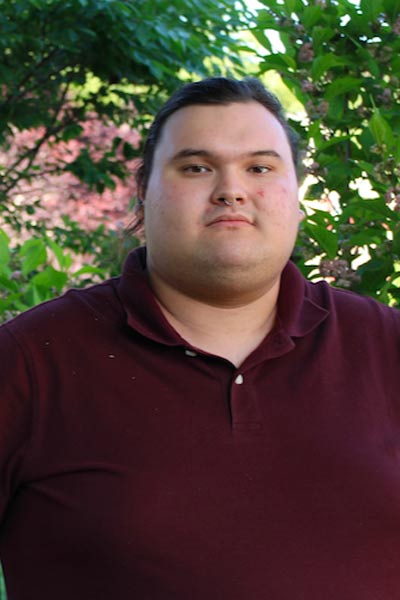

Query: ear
left=298, top=208, right=306, bottom=222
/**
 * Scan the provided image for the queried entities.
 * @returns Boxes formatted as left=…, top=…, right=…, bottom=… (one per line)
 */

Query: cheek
left=260, top=183, right=298, bottom=210
left=146, top=189, right=198, bottom=237
left=257, top=184, right=299, bottom=228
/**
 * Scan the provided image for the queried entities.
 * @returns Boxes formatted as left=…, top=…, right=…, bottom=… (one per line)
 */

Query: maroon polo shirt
left=1, top=247, right=400, bottom=599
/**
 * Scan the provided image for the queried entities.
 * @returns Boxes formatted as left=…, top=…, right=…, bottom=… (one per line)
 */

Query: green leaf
left=18, top=239, right=47, bottom=276
left=31, top=266, right=68, bottom=293
left=325, top=77, right=363, bottom=99
left=358, top=257, right=393, bottom=293
left=122, top=141, right=138, bottom=160
left=305, top=208, right=335, bottom=227
left=326, top=94, right=345, bottom=121
left=0, top=229, right=10, bottom=267
left=283, top=0, right=296, bottom=16
left=355, top=160, right=379, bottom=178
left=0, top=274, right=18, bottom=293
left=311, top=54, right=349, bottom=80
left=311, top=27, right=337, bottom=52
left=383, top=0, right=400, bottom=21
left=47, top=239, right=72, bottom=271
left=303, top=5, right=323, bottom=29
left=369, top=109, right=395, bottom=148
left=259, top=52, right=297, bottom=72
left=392, top=230, right=400, bottom=258
left=347, top=229, right=384, bottom=247
left=25, top=284, right=45, bottom=307
left=251, top=28, right=273, bottom=53
left=303, top=221, right=338, bottom=259
left=360, top=0, right=383, bottom=22
left=318, top=135, right=350, bottom=151
left=61, top=124, right=84, bottom=142
left=255, top=9, right=279, bottom=29
left=395, top=140, right=400, bottom=163
left=345, top=199, right=394, bottom=219
left=73, top=265, right=105, bottom=277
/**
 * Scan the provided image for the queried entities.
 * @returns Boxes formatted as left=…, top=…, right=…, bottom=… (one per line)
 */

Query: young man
left=1, top=77, right=399, bottom=599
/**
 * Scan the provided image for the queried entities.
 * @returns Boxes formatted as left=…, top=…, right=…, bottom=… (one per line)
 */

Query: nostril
left=216, top=197, right=233, bottom=206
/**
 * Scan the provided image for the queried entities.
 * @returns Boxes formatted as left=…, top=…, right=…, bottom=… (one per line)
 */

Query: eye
left=182, top=164, right=211, bottom=174
left=248, top=165, right=271, bottom=174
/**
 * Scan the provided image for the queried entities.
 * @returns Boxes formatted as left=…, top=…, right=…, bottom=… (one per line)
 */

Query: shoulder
left=305, top=276, right=400, bottom=336
left=307, top=276, right=400, bottom=318
left=1, top=276, right=124, bottom=349
left=281, top=261, right=400, bottom=340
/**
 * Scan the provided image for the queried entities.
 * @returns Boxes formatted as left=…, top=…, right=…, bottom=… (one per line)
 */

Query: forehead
left=155, top=101, right=292, bottom=160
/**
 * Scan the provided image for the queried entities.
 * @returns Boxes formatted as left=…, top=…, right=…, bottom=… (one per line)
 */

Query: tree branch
left=1, top=81, right=77, bottom=194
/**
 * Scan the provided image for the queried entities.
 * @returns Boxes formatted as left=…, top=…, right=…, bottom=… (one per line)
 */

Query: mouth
left=207, top=214, right=253, bottom=227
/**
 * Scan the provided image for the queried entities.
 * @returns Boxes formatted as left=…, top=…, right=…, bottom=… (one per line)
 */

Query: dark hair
left=135, top=76, right=300, bottom=199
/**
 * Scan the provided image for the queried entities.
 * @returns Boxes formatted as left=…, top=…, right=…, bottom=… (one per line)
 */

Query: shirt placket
left=230, top=370, right=262, bottom=432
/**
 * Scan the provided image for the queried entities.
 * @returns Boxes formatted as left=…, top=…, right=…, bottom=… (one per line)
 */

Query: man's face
left=143, top=101, right=301, bottom=301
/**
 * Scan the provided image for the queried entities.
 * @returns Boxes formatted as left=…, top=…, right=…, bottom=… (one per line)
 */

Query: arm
left=0, top=324, right=33, bottom=523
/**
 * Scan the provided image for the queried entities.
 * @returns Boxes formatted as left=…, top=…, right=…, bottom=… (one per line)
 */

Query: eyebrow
left=170, top=148, right=282, bottom=161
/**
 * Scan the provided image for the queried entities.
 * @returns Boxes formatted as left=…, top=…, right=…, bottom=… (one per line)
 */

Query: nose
left=210, top=171, right=247, bottom=207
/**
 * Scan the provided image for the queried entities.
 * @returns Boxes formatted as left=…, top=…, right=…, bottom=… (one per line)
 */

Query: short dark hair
left=135, top=76, right=300, bottom=198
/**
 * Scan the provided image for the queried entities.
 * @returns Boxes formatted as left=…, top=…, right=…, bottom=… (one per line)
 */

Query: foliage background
left=0, top=0, right=399, bottom=596
left=0, top=0, right=250, bottom=320
left=253, top=0, right=400, bottom=304
left=1, top=0, right=399, bottom=324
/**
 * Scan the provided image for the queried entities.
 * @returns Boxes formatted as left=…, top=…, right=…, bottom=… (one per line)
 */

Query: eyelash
left=248, top=165, right=271, bottom=174
left=181, top=164, right=271, bottom=174
left=182, top=165, right=210, bottom=173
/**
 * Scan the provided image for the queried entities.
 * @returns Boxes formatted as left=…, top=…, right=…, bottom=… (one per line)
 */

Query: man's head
left=135, top=76, right=303, bottom=305
left=135, top=77, right=300, bottom=200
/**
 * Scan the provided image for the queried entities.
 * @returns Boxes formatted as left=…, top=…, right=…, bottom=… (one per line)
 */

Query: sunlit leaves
left=253, top=0, right=400, bottom=303
left=369, top=109, right=395, bottom=148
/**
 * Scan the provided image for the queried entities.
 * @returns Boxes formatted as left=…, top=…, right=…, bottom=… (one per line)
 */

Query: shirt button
left=185, top=349, right=197, bottom=357
left=234, top=374, right=244, bottom=385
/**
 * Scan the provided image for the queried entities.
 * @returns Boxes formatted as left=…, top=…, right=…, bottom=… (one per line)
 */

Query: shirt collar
left=117, top=247, right=329, bottom=349
left=277, top=261, right=329, bottom=338
left=117, top=246, right=185, bottom=346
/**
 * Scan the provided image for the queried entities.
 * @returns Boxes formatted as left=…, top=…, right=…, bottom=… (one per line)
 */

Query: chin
left=206, top=253, right=251, bottom=270
left=198, top=254, right=265, bottom=282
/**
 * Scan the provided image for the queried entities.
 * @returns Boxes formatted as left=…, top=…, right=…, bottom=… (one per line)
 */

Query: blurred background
left=0, top=0, right=399, bottom=325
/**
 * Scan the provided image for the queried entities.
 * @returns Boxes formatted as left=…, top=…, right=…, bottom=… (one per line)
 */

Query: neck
left=148, top=271, right=281, bottom=367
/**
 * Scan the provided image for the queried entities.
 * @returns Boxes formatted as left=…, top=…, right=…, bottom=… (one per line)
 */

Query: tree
left=0, top=0, right=251, bottom=321
left=253, top=0, right=400, bottom=304
left=0, top=0, right=248, bottom=212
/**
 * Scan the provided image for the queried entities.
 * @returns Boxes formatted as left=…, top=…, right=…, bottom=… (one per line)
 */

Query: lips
left=207, top=214, right=253, bottom=226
